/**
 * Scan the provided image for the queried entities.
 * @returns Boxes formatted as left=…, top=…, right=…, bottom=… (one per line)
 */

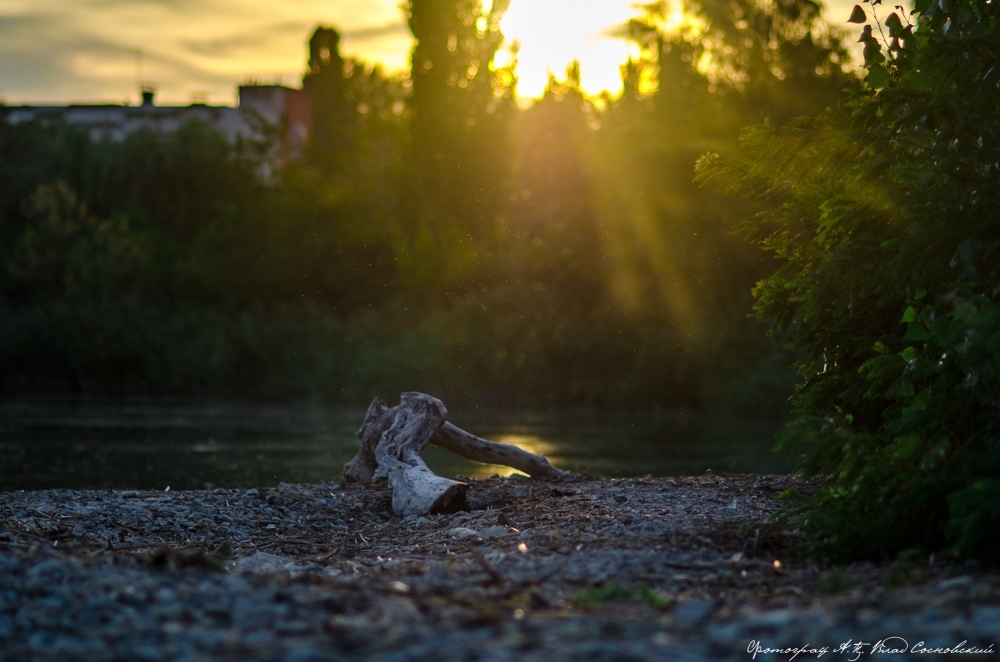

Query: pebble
left=448, top=527, right=479, bottom=539
left=672, top=599, right=717, bottom=629
left=477, top=526, right=513, bottom=539
left=2, top=475, right=999, bottom=661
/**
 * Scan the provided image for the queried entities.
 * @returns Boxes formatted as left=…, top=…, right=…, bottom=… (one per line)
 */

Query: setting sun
left=0, top=0, right=860, bottom=105
left=496, top=0, right=640, bottom=98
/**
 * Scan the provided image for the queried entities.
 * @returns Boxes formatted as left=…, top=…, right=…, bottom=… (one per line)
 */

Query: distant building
left=3, top=85, right=312, bottom=164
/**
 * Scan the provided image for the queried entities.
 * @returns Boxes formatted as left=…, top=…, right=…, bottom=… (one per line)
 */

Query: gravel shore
left=2, top=474, right=999, bottom=660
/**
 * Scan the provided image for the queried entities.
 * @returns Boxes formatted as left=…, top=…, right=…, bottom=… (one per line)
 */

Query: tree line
left=6, top=0, right=996, bottom=564
left=1, top=0, right=852, bottom=410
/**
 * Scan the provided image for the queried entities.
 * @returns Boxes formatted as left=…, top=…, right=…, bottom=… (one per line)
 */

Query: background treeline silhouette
left=0, top=0, right=855, bottom=410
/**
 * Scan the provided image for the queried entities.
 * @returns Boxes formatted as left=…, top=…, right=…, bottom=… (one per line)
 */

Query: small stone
left=972, top=606, right=1000, bottom=632
left=477, top=526, right=512, bottom=539
left=284, top=646, right=326, bottom=662
left=448, top=527, right=479, bottom=539
left=937, top=575, right=973, bottom=590
left=672, top=600, right=716, bottom=628
left=743, top=607, right=798, bottom=630
left=23, top=559, right=71, bottom=592
left=703, top=621, right=744, bottom=645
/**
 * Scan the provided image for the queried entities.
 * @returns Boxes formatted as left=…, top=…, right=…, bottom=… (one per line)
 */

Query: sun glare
left=496, top=0, right=640, bottom=98
left=459, top=433, right=561, bottom=478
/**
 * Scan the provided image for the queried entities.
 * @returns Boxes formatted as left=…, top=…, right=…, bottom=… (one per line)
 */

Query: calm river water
left=0, top=399, right=792, bottom=491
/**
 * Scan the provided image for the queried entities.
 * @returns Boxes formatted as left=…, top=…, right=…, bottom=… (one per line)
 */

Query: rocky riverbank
left=2, top=474, right=999, bottom=660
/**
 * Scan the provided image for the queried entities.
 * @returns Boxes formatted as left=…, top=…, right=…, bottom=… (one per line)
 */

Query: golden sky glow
left=0, top=0, right=408, bottom=105
left=0, top=0, right=859, bottom=106
left=496, top=0, right=639, bottom=98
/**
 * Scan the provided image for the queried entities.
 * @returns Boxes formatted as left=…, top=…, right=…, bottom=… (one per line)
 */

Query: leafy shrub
left=698, top=0, right=1000, bottom=561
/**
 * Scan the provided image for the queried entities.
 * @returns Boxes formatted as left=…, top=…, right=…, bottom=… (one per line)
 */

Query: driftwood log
left=343, top=392, right=567, bottom=517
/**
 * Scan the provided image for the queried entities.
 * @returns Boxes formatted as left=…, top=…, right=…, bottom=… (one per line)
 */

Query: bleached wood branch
left=430, top=422, right=566, bottom=479
left=342, top=392, right=567, bottom=517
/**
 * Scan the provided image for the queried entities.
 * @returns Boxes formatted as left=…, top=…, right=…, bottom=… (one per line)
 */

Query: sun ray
left=496, top=0, right=639, bottom=98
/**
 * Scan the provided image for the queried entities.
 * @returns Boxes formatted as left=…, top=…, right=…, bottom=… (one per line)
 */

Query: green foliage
left=698, top=0, right=1000, bottom=562
left=0, top=299, right=351, bottom=398
left=402, top=0, right=514, bottom=265
left=571, top=582, right=671, bottom=608
left=303, top=27, right=357, bottom=171
left=571, top=582, right=634, bottom=607
left=6, top=182, right=143, bottom=302
left=1, top=0, right=852, bottom=419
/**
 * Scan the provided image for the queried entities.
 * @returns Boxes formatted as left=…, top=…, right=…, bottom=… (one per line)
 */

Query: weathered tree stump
left=343, top=392, right=567, bottom=517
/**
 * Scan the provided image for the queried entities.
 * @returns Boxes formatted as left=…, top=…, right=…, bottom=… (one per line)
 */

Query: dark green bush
left=698, top=0, right=1000, bottom=562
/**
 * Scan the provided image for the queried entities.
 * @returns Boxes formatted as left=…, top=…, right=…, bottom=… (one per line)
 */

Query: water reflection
left=0, top=399, right=791, bottom=491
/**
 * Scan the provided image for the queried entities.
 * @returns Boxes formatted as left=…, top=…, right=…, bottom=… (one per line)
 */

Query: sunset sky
left=0, top=0, right=859, bottom=107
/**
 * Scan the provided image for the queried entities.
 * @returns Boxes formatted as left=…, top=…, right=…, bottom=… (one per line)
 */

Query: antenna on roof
left=134, top=48, right=143, bottom=103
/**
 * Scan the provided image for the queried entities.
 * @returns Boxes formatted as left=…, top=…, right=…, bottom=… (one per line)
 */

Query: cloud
left=74, top=0, right=221, bottom=9
left=0, top=11, right=134, bottom=102
left=178, top=21, right=308, bottom=58
left=342, top=21, right=409, bottom=42
left=0, top=0, right=414, bottom=105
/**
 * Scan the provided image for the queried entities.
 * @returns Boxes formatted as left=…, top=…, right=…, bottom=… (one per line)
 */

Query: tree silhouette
left=303, top=27, right=357, bottom=171
left=402, top=0, right=513, bottom=253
